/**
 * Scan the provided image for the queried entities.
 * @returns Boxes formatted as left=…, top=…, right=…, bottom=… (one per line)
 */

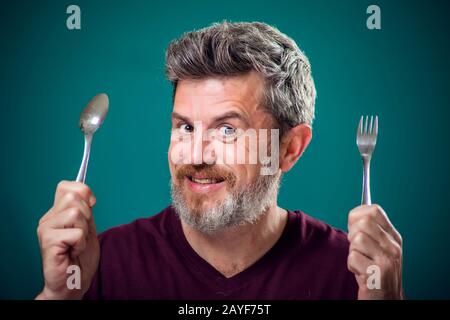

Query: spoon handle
left=76, top=134, right=93, bottom=183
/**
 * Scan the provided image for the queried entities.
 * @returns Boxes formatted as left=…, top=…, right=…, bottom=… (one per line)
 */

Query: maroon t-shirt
left=83, top=206, right=358, bottom=299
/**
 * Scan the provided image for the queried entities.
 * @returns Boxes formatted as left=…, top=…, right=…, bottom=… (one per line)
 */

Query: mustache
left=175, top=164, right=237, bottom=188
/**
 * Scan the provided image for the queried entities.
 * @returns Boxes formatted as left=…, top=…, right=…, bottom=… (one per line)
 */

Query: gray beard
left=170, top=173, right=281, bottom=235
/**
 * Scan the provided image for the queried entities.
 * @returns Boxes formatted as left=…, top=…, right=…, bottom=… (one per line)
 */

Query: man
left=36, top=21, right=403, bottom=300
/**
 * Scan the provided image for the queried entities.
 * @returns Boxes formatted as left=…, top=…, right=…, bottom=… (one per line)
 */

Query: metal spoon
left=75, top=93, right=109, bottom=183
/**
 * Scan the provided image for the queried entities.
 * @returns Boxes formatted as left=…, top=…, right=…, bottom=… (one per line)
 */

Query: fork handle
left=361, top=156, right=371, bottom=205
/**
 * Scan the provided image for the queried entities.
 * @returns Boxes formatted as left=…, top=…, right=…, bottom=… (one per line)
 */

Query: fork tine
left=365, top=115, right=369, bottom=134
left=369, top=115, right=373, bottom=134
left=357, top=116, right=363, bottom=135
left=373, top=115, right=378, bottom=136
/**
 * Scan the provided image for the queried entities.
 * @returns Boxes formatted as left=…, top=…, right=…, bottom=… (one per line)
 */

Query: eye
left=218, top=125, right=237, bottom=141
left=219, top=125, right=235, bottom=136
left=179, top=123, right=194, bottom=134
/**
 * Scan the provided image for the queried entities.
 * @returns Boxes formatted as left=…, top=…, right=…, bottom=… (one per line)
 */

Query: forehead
left=173, top=72, right=266, bottom=119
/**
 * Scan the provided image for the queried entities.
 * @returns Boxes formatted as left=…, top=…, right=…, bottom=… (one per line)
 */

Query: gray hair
left=165, top=21, right=316, bottom=135
left=171, top=171, right=281, bottom=234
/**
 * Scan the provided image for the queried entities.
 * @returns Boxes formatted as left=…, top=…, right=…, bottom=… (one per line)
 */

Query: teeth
left=192, top=177, right=218, bottom=184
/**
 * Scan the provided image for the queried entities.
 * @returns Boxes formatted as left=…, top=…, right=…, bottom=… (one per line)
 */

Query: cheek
left=212, top=140, right=259, bottom=183
left=228, top=166, right=258, bottom=190
left=211, top=141, right=233, bottom=164
left=213, top=139, right=253, bottom=165
left=168, top=140, right=190, bottom=165
left=243, top=164, right=260, bottom=184
left=168, top=143, right=180, bottom=179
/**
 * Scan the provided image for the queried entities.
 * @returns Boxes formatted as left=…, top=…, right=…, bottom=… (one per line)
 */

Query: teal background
left=1, top=0, right=449, bottom=299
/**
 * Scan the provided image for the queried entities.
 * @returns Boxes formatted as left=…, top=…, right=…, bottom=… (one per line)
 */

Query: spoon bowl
left=79, top=93, right=109, bottom=134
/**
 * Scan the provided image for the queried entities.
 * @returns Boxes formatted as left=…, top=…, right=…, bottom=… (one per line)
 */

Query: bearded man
left=36, top=21, right=403, bottom=300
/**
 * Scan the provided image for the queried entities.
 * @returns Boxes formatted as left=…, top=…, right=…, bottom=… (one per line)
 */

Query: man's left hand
left=347, top=204, right=404, bottom=299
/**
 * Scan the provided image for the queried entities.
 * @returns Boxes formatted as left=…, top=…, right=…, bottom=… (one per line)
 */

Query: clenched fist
left=35, top=181, right=100, bottom=300
left=347, top=204, right=403, bottom=300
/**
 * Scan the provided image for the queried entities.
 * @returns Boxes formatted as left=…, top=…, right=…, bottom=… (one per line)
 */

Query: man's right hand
left=36, top=181, right=100, bottom=300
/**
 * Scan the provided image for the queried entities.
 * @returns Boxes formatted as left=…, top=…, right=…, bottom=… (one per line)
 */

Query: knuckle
left=40, top=229, right=52, bottom=247
left=348, top=210, right=358, bottom=225
left=38, top=213, right=47, bottom=225
left=391, top=244, right=402, bottom=259
left=75, top=228, right=85, bottom=240
left=353, top=232, right=365, bottom=246
left=347, top=254, right=354, bottom=271
left=347, top=251, right=360, bottom=274
left=77, top=184, right=91, bottom=199
left=372, top=204, right=383, bottom=215
left=368, top=209, right=378, bottom=219
left=56, top=180, right=68, bottom=190
left=347, top=259, right=353, bottom=272
left=348, top=207, right=358, bottom=218
left=360, top=217, right=372, bottom=229
left=64, top=192, right=78, bottom=203
left=348, top=250, right=357, bottom=263
left=68, top=207, right=82, bottom=220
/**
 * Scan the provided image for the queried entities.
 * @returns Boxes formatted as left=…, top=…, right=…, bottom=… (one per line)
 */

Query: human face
left=168, top=72, right=280, bottom=218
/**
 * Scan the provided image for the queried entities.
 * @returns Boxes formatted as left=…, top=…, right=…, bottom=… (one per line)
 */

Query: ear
left=279, top=124, right=312, bottom=172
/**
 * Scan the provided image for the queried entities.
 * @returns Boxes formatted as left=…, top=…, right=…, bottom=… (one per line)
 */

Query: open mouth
left=187, top=175, right=225, bottom=184
left=185, top=174, right=226, bottom=193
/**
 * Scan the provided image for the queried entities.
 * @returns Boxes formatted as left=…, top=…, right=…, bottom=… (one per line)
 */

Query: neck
left=180, top=204, right=288, bottom=278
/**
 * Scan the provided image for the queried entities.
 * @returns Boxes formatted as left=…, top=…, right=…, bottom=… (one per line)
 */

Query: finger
left=349, top=231, right=384, bottom=260
left=348, top=217, right=384, bottom=242
left=42, top=192, right=93, bottom=225
left=40, top=228, right=87, bottom=257
left=39, top=192, right=92, bottom=225
left=347, top=250, right=373, bottom=276
left=348, top=204, right=402, bottom=245
left=54, top=180, right=96, bottom=207
left=348, top=218, right=402, bottom=259
left=56, top=192, right=92, bottom=221
left=42, top=208, right=90, bottom=237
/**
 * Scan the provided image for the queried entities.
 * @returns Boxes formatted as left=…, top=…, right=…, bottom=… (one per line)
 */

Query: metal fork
left=356, top=115, right=378, bottom=205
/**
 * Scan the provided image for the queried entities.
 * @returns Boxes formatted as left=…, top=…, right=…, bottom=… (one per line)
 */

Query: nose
left=191, top=122, right=216, bottom=165
left=191, top=125, right=204, bottom=165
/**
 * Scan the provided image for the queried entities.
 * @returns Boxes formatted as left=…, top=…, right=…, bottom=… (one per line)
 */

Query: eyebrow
left=171, top=111, right=250, bottom=127
left=171, top=112, right=191, bottom=124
